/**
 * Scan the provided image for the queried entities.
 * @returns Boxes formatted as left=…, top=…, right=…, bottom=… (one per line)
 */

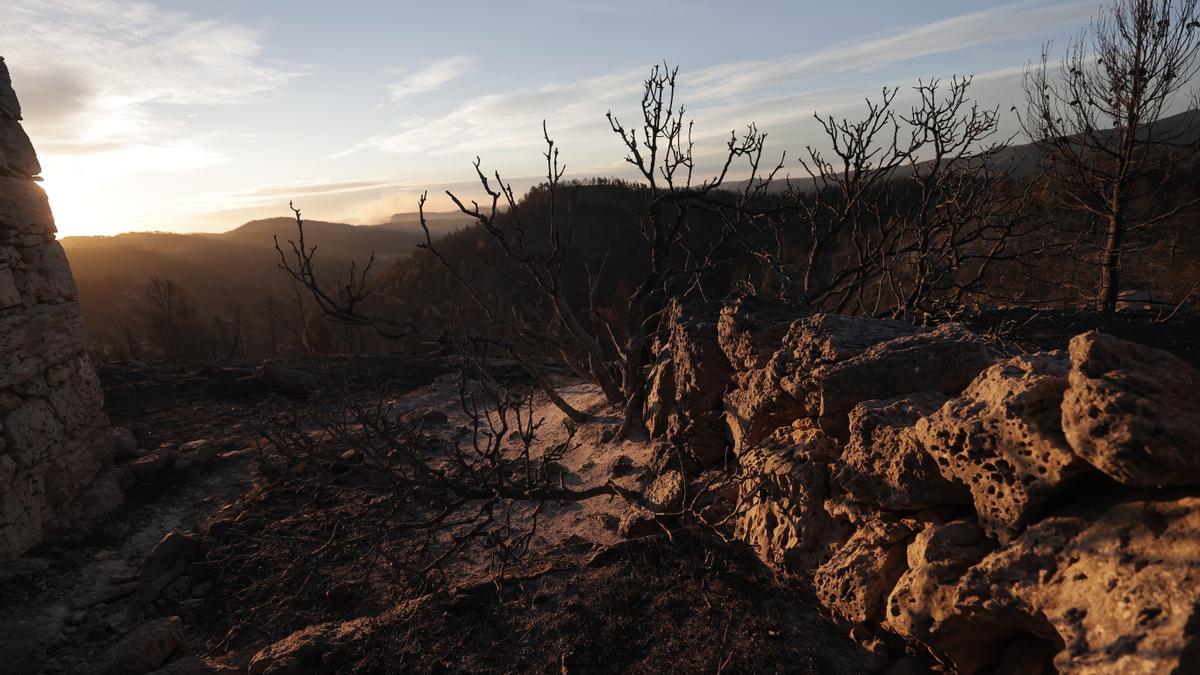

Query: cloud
left=387, top=56, right=474, bottom=102
left=347, top=1, right=1094, bottom=163
left=1, top=0, right=305, bottom=172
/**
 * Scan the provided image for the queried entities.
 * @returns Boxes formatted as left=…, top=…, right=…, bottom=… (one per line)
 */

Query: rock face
left=644, top=299, right=733, bottom=465
left=807, top=323, right=991, bottom=434
left=1061, top=331, right=1200, bottom=487
left=916, top=353, right=1091, bottom=542
left=722, top=312, right=918, bottom=455
left=884, top=520, right=997, bottom=672
left=0, top=57, right=116, bottom=560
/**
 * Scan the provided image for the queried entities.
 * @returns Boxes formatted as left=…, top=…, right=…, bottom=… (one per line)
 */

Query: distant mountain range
left=59, top=212, right=473, bottom=353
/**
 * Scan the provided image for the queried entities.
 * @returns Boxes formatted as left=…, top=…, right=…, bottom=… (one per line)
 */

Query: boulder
left=884, top=520, right=997, bottom=673
left=1061, top=331, right=1200, bottom=487
left=916, top=353, right=1092, bottom=542
left=644, top=469, right=685, bottom=514
left=724, top=313, right=922, bottom=454
left=0, top=118, right=39, bottom=178
left=0, top=57, right=22, bottom=120
left=733, top=421, right=842, bottom=572
left=617, top=505, right=661, bottom=538
left=807, top=323, right=991, bottom=434
left=813, top=517, right=916, bottom=627
left=954, top=496, right=1200, bottom=674
left=138, top=531, right=201, bottom=603
left=723, top=366, right=805, bottom=456
left=643, top=348, right=675, bottom=438
left=97, top=616, right=185, bottom=675
left=658, top=299, right=733, bottom=466
left=717, top=295, right=801, bottom=371
left=837, top=394, right=971, bottom=511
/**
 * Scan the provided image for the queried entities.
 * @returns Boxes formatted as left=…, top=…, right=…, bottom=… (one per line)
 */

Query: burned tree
left=419, top=64, right=781, bottom=436
left=742, top=77, right=1026, bottom=319
left=1023, top=0, right=1200, bottom=314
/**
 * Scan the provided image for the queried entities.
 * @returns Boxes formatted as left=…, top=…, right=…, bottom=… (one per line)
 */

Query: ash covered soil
left=0, top=354, right=866, bottom=674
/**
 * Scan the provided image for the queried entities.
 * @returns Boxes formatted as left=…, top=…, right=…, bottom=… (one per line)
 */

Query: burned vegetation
left=5, top=1, right=1200, bottom=674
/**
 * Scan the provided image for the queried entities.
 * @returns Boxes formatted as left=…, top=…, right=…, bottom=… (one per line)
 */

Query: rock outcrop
left=654, top=295, right=1200, bottom=672
left=643, top=298, right=733, bottom=466
left=0, top=57, right=116, bottom=560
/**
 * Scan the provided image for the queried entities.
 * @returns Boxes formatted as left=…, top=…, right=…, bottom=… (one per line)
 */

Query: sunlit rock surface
left=0, top=56, right=116, bottom=560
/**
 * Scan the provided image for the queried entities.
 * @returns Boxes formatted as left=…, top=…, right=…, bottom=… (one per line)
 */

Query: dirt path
left=1, top=356, right=867, bottom=674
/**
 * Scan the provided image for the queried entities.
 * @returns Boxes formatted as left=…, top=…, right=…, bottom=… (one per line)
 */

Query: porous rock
left=649, top=298, right=733, bottom=465
left=837, top=393, right=970, bottom=511
left=884, top=520, right=996, bottom=672
left=733, top=421, right=842, bottom=572
left=916, top=353, right=1092, bottom=542
left=1061, top=331, right=1200, bottom=487
left=808, top=323, right=991, bottom=434
left=954, top=496, right=1200, bottom=674
left=813, top=517, right=916, bottom=628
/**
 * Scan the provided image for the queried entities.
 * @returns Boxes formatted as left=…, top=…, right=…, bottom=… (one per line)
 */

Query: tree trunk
left=1098, top=213, right=1123, bottom=315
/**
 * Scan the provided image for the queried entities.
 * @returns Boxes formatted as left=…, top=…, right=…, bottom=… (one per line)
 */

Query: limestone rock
left=776, top=313, right=920, bottom=408
left=717, top=295, right=801, bottom=371
left=884, top=520, right=996, bottom=672
left=1061, top=331, right=1200, bottom=487
left=0, top=65, right=113, bottom=560
left=652, top=298, right=733, bottom=466
left=0, top=119, right=38, bottom=178
left=724, top=313, right=921, bottom=454
left=0, top=177, right=55, bottom=235
left=97, top=616, right=185, bottom=675
left=0, top=57, right=22, bottom=119
left=809, top=323, right=991, bottom=433
left=813, top=518, right=916, bottom=627
left=837, top=394, right=970, bottom=511
left=723, top=366, right=805, bottom=456
left=139, top=531, right=201, bottom=603
left=916, top=353, right=1092, bottom=542
left=644, top=469, right=684, bottom=514
left=643, top=349, right=675, bottom=438
left=955, top=497, right=1200, bottom=674
left=617, top=505, right=661, bottom=538
left=733, top=421, right=842, bottom=572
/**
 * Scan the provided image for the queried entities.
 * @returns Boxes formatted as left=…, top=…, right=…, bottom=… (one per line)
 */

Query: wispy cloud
left=347, top=1, right=1093, bottom=161
left=387, top=56, right=474, bottom=103
left=1, top=0, right=305, bottom=174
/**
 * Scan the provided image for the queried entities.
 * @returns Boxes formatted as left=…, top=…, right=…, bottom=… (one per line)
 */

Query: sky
left=0, top=0, right=1111, bottom=237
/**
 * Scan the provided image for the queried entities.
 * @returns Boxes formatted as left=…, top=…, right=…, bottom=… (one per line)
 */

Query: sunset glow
left=5, top=1, right=1102, bottom=236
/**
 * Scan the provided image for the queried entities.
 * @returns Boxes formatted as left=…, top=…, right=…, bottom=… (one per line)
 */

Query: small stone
left=95, top=616, right=184, bottom=675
